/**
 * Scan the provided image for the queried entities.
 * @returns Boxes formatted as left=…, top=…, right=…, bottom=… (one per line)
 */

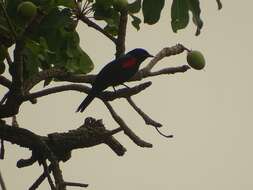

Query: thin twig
left=0, top=92, right=9, bottom=105
left=0, top=76, right=11, bottom=88
left=42, top=160, right=56, bottom=190
left=29, top=164, right=53, bottom=190
left=0, top=139, right=4, bottom=159
left=142, top=44, right=187, bottom=72
left=104, top=101, right=152, bottom=148
left=63, top=181, right=88, bottom=188
left=127, top=97, right=162, bottom=128
left=5, top=50, right=12, bottom=65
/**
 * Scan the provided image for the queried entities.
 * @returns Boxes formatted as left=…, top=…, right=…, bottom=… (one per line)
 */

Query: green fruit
left=113, top=0, right=128, bottom=11
left=187, top=50, right=206, bottom=70
left=0, top=62, right=5, bottom=75
left=17, top=1, right=37, bottom=19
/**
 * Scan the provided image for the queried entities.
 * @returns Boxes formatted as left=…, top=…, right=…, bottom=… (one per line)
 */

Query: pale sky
left=1, top=0, right=253, bottom=189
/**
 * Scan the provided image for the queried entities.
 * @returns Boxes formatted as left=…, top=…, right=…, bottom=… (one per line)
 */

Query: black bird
left=76, top=48, right=153, bottom=112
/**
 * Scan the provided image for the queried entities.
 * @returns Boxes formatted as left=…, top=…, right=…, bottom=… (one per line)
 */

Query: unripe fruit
left=187, top=50, right=206, bottom=70
left=0, top=62, right=5, bottom=75
left=17, top=1, right=37, bottom=19
left=113, top=0, right=128, bottom=11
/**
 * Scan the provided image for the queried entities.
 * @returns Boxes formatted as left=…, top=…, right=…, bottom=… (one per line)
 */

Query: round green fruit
left=187, top=50, right=206, bottom=70
left=17, top=1, right=37, bottom=19
left=0, top=62, right=5, bottom=75
left=113, top=0, right=128, bottom=11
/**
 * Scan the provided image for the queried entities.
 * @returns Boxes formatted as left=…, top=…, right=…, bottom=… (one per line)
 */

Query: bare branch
left=0, top=139, right=4, bottom=159
left=131, top=65, right=190, bottom=81
left=127, top=97, right=162, bottom=128
left=63, top=182, right=88, bottom=188
left=5, top=50, right=12, bottom=66
left=42, top=160, right=56, bottom=190
left=142, top=44, right=188, bottom=72
left=0, top=117, right=126, bottom=161
left=103, top=101, right=152, bottom=148
left=22, top=82, right=151, bottom=102
left=29, top=165, right=52, bottom=190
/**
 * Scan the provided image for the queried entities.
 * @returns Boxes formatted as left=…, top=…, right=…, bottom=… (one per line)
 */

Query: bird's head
left=126, top=48, right=154, bottom=63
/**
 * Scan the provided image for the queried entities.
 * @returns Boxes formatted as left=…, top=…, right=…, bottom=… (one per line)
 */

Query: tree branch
left=142, top=43, right=188, bottom=72
left=116, top=10, right=128, bottom=58
left=0, top=118, right=126, bottom=163
left=127, top=97, right=162, bottom=128
left=103, top=101, right=152, bottom=148
left=22, top=82, right=152, bottom=102
left=0, top=76, right=11, bottom=89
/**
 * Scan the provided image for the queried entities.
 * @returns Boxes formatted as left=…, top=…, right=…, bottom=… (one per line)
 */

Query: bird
left=76, top=48, right=154, bottom=112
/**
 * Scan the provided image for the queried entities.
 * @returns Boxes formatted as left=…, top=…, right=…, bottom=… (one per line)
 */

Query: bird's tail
left=76, top=93, right=95, bottom=113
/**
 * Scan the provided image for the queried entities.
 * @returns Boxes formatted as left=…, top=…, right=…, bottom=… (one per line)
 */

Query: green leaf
left=54, top=0, right=75, bottom=8
left=142, top=0, right=165, bottom=25
left=103, top=10, right=120, bottom=36
left=128, top=0, right=141, bottom=14
left=26, top=8, right=93, bottom=74
left=130, top=14, right=141, bottom=30
left=171, top=0, right=189, bottom=33
left=187, top=0, right=203, bottom=36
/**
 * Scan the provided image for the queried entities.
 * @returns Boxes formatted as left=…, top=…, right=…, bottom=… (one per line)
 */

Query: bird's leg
left=122, top=83, right=130, bottom=89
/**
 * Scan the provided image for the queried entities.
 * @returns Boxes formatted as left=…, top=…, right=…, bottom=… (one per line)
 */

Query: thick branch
left=0, top=118, right=126, bottom=162
left=116, top=10, right=128, bottom=58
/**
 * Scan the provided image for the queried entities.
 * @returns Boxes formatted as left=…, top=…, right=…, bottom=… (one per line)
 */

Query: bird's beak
left=149, top=54, right=154, bottom=58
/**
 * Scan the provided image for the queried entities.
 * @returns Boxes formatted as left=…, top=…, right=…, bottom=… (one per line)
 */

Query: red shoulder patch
left=121, top=58, right=137, bottom=69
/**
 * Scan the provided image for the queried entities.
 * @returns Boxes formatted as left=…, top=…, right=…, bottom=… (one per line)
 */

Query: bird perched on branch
left=76, top=48, right=154, bottom=112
